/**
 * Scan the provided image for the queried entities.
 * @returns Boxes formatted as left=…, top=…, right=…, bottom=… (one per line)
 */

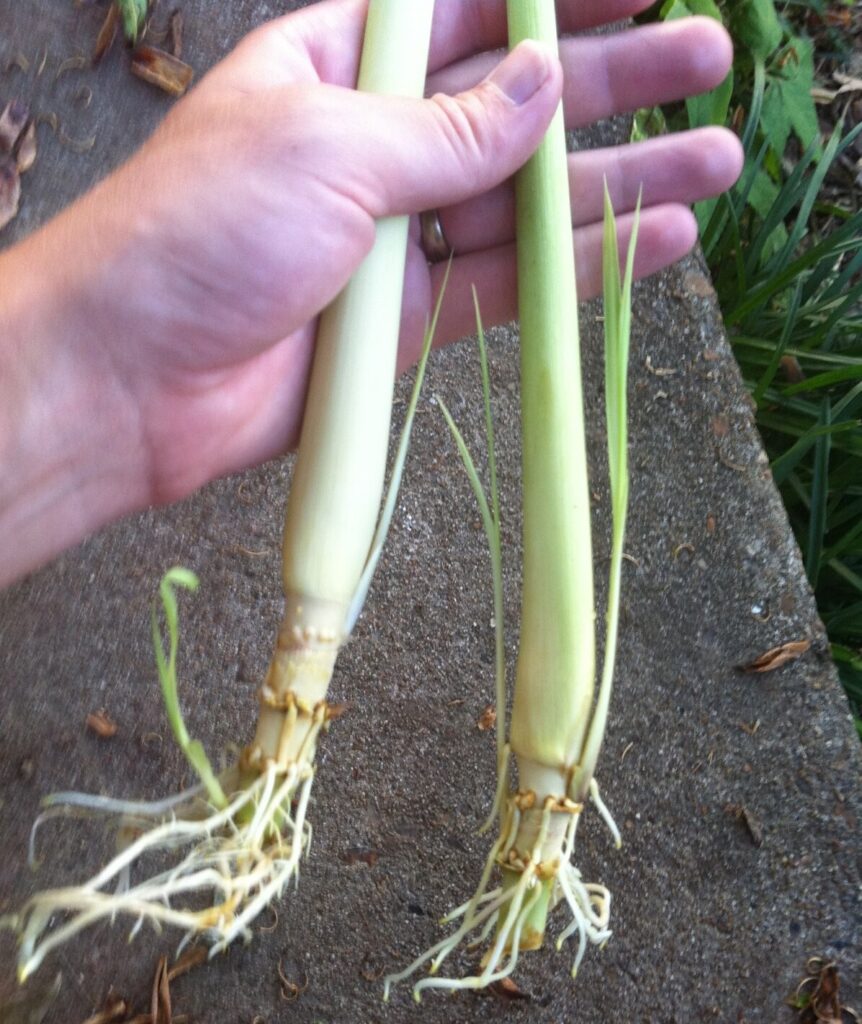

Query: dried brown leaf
left=150, top=955, right=171, bottom=1024
left=277, top=959, right=307, bottom=1002
left=789, top=957, right=858, bottom=1024
left=170, top=10, right=184, bottom=59
left=15, top=121, right=36, bottom=173
left=93, top=3, right=119, bottom=65
left=477, top=704, right=496, bottom=731
left=80, top=996, right=129, bottom=1024
left=0, top=100, right=28, bottom=154
left=0, top=157, right=21, bottom=231
left=130, top=46, right=193, bottom=97
left=780, top=355, right=805, bottom=384
left=86, top=709, right=118, bottom=737
left=491, top=978, right=530, bottom=1000
left=167, top=945, right=207, bottom=982
left=740, top=638, right=811, bottom=673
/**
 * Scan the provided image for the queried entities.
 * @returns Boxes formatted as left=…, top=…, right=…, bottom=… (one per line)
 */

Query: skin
left=0, top=0, right=742, bottom=588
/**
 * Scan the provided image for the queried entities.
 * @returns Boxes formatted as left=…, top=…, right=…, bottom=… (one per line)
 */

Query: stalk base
left=383, top=779, right=618, bottom=1000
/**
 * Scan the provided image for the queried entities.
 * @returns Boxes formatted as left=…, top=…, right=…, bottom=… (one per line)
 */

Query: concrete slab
left=0, top=3, right=859, bottom=1022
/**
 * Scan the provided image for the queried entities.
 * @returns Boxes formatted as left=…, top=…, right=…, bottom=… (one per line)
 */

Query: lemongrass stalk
left=6, top=0, right=438, bottom=982
left=497, top=0, right=594, bottom=952
left=386, top=4, right=640, bottom=998
left=250, top=0, right=436, bottom=772
left=508, top=3, right=595, bottom=785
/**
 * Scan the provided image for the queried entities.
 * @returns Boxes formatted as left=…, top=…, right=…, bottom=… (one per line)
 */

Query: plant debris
left=477, top=704, right=496, bottom=731
left=788, top=957, right=859, bottom=1023
left=86, top=709, right=118, bottom=737
left=93, top=3, right=119, bottom=65
left=488, top=977, right=532, bottom=1001
left=276, top=959, right=307, bottom=1002
left=79, top=948, right=204, bottom=1024
left=130, top=46, right=193, bottom=97
left=169, top=10, right=184, bottom=60
left=342, top=846, right=379, bottom=867
left=724, top=802, right=764, bottom=846
left=81, top=996, right=129, bottom=1024
left=0, top=99, right=38, bottom=231
left=739, top=638, right=811, bottom=673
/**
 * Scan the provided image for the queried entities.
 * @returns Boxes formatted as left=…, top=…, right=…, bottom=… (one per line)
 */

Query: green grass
left=702, top=114, right=862, bottom=738
left=635, top=0, right=862, bottom=735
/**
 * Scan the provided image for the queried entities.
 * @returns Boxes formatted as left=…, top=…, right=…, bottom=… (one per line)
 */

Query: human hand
left=0, top=0, right=741, bottom=585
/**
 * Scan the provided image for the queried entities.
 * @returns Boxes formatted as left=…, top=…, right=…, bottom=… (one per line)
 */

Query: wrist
left=0, top=219, right=150, bottom=587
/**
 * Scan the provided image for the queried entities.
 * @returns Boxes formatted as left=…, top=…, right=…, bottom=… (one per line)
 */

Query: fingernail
left=487, top=41, right=553, bottom=106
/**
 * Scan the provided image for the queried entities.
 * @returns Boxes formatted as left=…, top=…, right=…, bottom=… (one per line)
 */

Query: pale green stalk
left=385, top=6, right=640, bottom=999
left=508, top=1, right=595, bottom=781
left=251, top=0, right=436, bottom=767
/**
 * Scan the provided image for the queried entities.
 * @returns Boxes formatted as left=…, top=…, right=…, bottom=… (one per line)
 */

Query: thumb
left=326, top=41, right=563, bottom=218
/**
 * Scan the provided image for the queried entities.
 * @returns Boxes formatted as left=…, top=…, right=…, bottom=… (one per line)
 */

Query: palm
left=112, top=0, right=739, bottom=503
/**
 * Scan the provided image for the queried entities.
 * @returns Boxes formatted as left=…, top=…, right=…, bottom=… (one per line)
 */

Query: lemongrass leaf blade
left=576, top=192, right=639, bottom=794
left=472, top=288, right=507, bottom=773
left=344, top=263, right=451, bottom=636
left=436, top=398, right=496, bottom=558
left=152, top=568, right=227, bottom=809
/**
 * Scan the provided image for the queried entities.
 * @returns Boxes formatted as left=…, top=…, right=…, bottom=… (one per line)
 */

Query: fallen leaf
left=150, top=955, right=171, bottom=1024
left=788, top=956, right=858, bottom=1024
left=780, top=355, right=805, bottom=384
left=86, top=709, right=118, bottom=738
left=80, top=996, right=129, bottom=1024
left=93, top=3, right=119, bottom=65
left=740, top=638, right=811, bottom=673
left=130, top=46, right=194, bottom=96
left=477, top=704, right=496, bottom=731
left=0, top=157, right=21, bottom=231
left=15, top=121, right=37, bottom=173
left=342, top=847, right=379, bottom=867
left=170, top=10, right=184, bottom=60
left=489, top=977, right=532, bottom=1001
left=724, top=802, right=764, bottom=846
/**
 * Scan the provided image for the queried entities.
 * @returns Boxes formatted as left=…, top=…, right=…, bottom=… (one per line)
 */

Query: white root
left=9, top=711, right=326, bottom=983
left=384, top=780, right=619, bottom=1000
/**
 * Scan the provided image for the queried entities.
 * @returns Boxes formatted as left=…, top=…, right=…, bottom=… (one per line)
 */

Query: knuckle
left=429, top=88, right=502, bottom=173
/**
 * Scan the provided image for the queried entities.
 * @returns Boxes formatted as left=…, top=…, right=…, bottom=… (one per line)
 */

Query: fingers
left=408, top=204, right=699, bottom=360
left=427, top=18, right=733, bottom=127
left=438, top=127, right=743, bottom=254
left=425, top=0, right=661, bottom=73
left=209, top=0, right=675, bottom=91
left=298, top=42, right=564, bottom=219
